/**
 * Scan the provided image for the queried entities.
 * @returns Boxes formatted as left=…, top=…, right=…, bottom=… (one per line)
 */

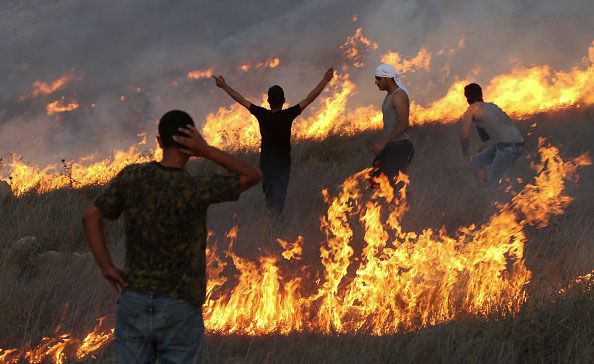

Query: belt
left=497, top=142, right=524, bottom=147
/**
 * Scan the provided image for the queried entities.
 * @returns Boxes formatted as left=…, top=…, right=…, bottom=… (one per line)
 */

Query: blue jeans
left=115, top=290, right=204, bottom=364
left=471, top=144, right=524, bottom=185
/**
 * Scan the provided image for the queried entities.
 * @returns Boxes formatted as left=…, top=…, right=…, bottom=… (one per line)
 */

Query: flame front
left=3, top=37, right=594, bottom=196
left=2, top=141, right=161, bottom=197
left=412, top=40, right=594, bottom=124
left=0, top=142, right=589, bottom=363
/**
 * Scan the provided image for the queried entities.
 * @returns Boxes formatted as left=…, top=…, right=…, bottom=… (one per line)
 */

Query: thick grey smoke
left=0, top=0, right=592, bottom=163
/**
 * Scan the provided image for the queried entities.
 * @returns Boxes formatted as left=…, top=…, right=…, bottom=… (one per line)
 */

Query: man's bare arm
left=298, top=68, right=334, bottom=111
left=459, top=109, right=475, bottom=159
left=173, top=125, right=262, bottom=191
left=213, top=75, right=253, bottom=110
left=82, top=206, right=126, bottom=292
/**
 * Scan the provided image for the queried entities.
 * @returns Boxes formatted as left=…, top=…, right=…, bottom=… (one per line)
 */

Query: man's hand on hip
left=102, top=265, right=126, bottom=293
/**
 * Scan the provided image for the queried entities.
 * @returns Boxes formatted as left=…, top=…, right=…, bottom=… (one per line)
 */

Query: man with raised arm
left=214, top=67, right=334, bottom=214
left=460, top=83, right=524, bottom=186
left=82, top=110, right=261, bottom=364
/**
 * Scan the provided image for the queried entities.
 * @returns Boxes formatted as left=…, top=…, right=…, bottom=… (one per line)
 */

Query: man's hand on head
left=173, top=125, right=212, bottom=158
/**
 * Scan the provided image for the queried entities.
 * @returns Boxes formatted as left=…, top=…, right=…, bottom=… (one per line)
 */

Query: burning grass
left=0, top=112, right=593, bottom=363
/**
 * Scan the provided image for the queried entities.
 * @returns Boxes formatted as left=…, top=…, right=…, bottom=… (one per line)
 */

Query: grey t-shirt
left=382, top=89, right=410, bottom=142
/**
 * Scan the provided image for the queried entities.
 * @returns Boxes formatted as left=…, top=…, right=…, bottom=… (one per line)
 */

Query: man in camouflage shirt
left=83, top=110, right=261, bottom=364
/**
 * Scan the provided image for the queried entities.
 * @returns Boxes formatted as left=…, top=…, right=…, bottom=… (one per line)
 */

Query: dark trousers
left=371, top=140, right=414, bottom=182
left=261, top=167, right=290, bottom=214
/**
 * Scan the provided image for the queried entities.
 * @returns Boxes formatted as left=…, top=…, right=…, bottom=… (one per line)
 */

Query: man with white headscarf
left=370, top=63, right=414, bottom=184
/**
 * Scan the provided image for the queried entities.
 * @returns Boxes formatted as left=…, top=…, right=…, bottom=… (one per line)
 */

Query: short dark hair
left=158, top=110, right=195, bottom=149
left=267, top=85, right=285, bottom=109
left=464, top=83, right=483, bottom=103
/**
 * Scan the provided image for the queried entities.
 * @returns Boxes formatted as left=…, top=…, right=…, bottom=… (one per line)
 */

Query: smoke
left=0, top=0, right=592, bottom=163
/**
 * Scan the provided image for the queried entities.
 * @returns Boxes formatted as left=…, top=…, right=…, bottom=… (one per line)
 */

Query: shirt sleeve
left=287, top=104, right=302, bottom=121
left=94, top=167, right=129, bottom=219
left=249, top=104, right=266, bottom=120
left=193, top=173, right=241, bottom=204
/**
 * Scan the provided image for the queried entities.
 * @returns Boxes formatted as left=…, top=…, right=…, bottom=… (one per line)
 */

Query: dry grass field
left=1, top=109, right=593, bottom=363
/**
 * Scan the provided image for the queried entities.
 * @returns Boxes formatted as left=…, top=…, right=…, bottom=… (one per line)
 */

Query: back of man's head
left=464, top=83, right=483, bottom=104
left=267, top=85, right=285, bottom=109
left=158, top=110, right=195, bottom=149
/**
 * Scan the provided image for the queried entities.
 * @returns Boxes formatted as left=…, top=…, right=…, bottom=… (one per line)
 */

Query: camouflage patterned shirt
left=94, top=161, right=240, bottom=306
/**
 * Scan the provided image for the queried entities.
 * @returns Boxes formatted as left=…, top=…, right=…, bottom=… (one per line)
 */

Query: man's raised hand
left=173, top=125, right=212, bottom=158
left=213, top=75, right=227, bottom=88
left=324, top=67, right=335, bottom=83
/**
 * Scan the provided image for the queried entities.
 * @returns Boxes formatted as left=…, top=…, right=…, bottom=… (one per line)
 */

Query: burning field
left=0, top=118, right=592, bottom=363
left=1, top=1, right=594, bottom=363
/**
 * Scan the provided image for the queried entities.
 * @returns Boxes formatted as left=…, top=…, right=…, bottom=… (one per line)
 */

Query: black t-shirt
left=249, top=104, right=301, bottom=168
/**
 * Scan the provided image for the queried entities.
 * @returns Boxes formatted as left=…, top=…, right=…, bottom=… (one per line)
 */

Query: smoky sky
left=1, top=0, right=593, bottom=163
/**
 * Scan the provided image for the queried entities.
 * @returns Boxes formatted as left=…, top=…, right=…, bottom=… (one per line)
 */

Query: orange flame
left=24, top=334, right=73, bottom=364
left=74, top=317, right=114, bottom=361
left=239, top=56, right=281, bottom=72
left=411, top=40, right=594, bottom=124
left=0, top=349, right=19, bottom=364
left=187, top=68, right=214, bottom=80
left=1, top=138, right=161, bottom=197
left=19, top=73, right=74, bottom=101
left=381, top=48, right=432, bottom=73
left=559, top=270, right=594, bottom=295
left=277, top=236, right=304, bottom=261
left=341, top=28, right=378, bottom=68
left=46, top=98, right=79, bottom=115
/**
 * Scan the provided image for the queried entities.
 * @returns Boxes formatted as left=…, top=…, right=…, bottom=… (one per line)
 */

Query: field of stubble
left=1, top=109, right=593, bottom=363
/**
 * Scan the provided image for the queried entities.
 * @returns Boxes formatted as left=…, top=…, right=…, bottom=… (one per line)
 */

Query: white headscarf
left=375, top=63, right=409, bottom=96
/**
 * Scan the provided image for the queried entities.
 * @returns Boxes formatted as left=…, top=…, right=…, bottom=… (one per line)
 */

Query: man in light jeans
left=83, top=110, right=261, bottom=363
left=460, top=83, right=524, bottom=185
left=115, top=291, right=205, bottom=363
